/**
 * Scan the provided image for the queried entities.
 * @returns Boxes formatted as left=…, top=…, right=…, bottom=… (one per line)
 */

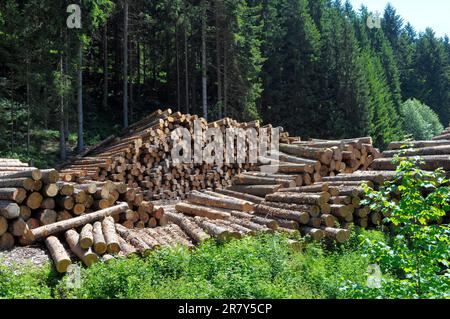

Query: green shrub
left=1, top=234, right=375, bottom=299
left=344, top=157, right=450, bottom=299
left=400, top=99, right=444, bottom=140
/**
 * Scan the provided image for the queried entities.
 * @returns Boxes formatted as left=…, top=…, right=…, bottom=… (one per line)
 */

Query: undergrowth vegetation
left=1, top=231, right=382, bottom=299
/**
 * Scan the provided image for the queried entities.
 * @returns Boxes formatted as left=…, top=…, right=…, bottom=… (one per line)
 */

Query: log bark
left=79, top=223, right=94, bottom=249
left=194, top=217, right=232, bottom=242
left=299, top=227, right=324, bottom=241
left=372, top=156, right=450, bottom=171
left=175, top=202, right=231, bottom=220
left=45, top=236, right=71, bottom=273
left=102, top=216, right=120, bottom=254
left=24, top=202, right=128, bottom=242
left=0, top=216, right=7, bottom=236
left=0, top=178, right=34, bottom=190
left=164, top=211, right=211, bottom=243
left=233, top=174, right=296, bottom=188
left=0, top=188, right=27, bottom=204
left=265, top=192, right=330, bottom=206
left=0, top=232, right=15, bottom=250
left=0, top=201, right=20, bottom=219
left=255, top=204, right=310, bottom=224
left=187, top=191, right=254, bottom=212
left=92, top=221, right=107, bottom=255
left=214, top=188, right=264, bottom=204
left=115, top=224, right=152, bottom=256
left=65, top=229, right=99, bottom=267
left=280, top=144, right=333, bottom=165
left=228, top=184, right=281, bottom=197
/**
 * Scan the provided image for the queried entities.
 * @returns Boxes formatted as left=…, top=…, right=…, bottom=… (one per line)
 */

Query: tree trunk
left=201, top=0, right=208, bottom=120
left=215, top=0, right=223, bottom=118
left=26, top=59, right=31, bottom=156
left=176, top=22, right=181, bottom=111
left=184, top=13, right=189, bottom=113
left=77, top=41, right=84, bottom=152
left=123, top=0, right=129, bottom=128
left=103, top=23, right=108, bottom=111
left=45, top=236, right=71, bottom=273
left=59, top=54, right=67, bottom=161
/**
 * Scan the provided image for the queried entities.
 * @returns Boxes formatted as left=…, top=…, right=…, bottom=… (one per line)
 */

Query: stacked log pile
left=166, top=188, right=348, bottom=243
left=281, top=137, right=381, bottom=178
left=227, top=137, right=381, bottom=199
left=0, top=159, right=164, bottom=250
left=433, top=125, right=450, bottom=141
left=25, top=204, right=192, bottom=272
left=60, top=109, right=270, bottom=200
left=371, top=139, right=450, bottom=171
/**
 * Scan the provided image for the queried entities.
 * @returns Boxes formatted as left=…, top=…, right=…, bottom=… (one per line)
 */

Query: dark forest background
left=1, top=0, right=449, bottom=166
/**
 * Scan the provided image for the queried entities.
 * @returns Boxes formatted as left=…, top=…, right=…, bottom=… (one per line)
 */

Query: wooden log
left=116, top=236, right=138, bottom=257
left=280, top=144, right=334, bottom=165
left=0, top=178, right=34, bottom=190
left=42, top=184, right=59, bottom=198
left=383, top=145, right=450, bottom=157
left=56, top=196, right=75, bottom=210
left=321, top=214, right=336, bottom=227
left=187, top=191, right=254, bottom=212
left=175, top=202, right=231, bottom=220
left=233, top=175, right=296, bottom=188
left=19, top=206, right=31, bottom=220
left=194, top=217, right=233, bottom=242
left=388, top=140, right=450, bottom=150
left=255, top=204, right=310, bottom=224
left=0, top=168, right=42, bottom=181
left=228, top=216, right=271, bottom=234
left=299, top=227, right=324, bottom=241
left=9, top=218, right=27, bottom=236
left=115, top=224, right=152, bottom=256
left=265, top=192, right=330, bottom=206
left=227, top=184, right=282, bottom=197
left=0, top=188, right=27, bottom=204
left=214, top=188, right=264, bottom=204
left=322, top=171, right=396, bottom=185
left=37, top=209, right=57, bottom=225
left=26, top=192, right=43, bottom=210
left=259, top=164, right=314, bottom=174
left=41, top=169, right=60, bottom=184
left=45, top=236, right=71, bottom=273
left=0, top=216, right=8, bottom=236
left=321, top=227, right=350, bottom=243
left=0, top=232, right=15, bottom=250
left=24, top=202, right=129, bottom=242
left=102, top=216, right=120, bottom=254
left=0, top=201, right=20, bottom=219
left=371, top=156, right=450, bottom=171
left=65, top=229, right=99, bottom=267
left=79, top=224, right=94, bottom=249
left=261, top=201, right=320, bottom=217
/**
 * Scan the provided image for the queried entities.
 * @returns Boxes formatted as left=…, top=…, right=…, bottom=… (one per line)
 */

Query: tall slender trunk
left=176, top=23, right=181, bottom=111
left=102, top=23, right=109, bottom=111
left=59, top=54, right=66, bottom=161
left=184, top=17, right=189, bottom=113
left=26, top=58, right=30, bottom=156
left=77, top=41, right=84, bottom=152
left=223, top=31, right=228, bottom=117
left=129, top=41, right=134, bottom=123
left=64, top=40, right=70, bottom=141
left=123, top=0, right=129, bottom=128
left=215, top=0, right=222, bottom=118
left=137, top=42, right=141, bottom=97
left=201, top=0, right=208, bottom=120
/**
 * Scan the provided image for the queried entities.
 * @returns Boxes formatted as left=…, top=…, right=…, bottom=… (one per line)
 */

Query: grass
left=0, top=230, right=386, bottom=299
